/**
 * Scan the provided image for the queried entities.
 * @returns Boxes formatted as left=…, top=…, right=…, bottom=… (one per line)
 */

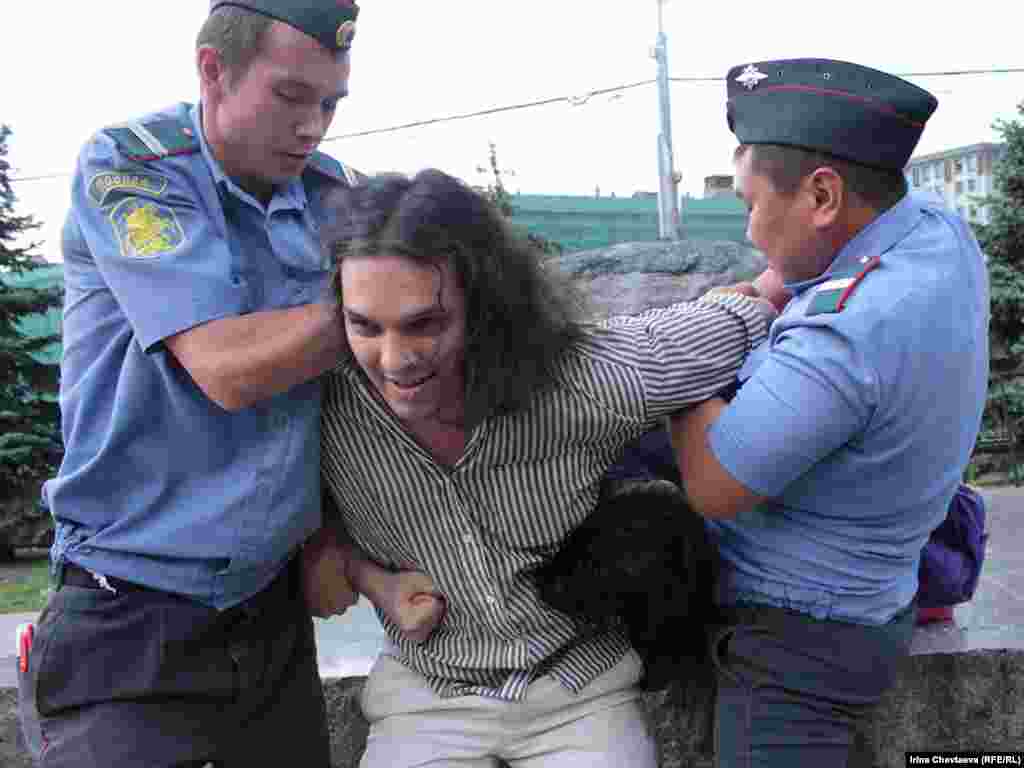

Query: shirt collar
left=189, top=103, right=308, bottom=213
left=784, top=192, right=921, bottom=295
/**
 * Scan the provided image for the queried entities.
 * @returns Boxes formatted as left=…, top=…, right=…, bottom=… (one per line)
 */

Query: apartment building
left=904, top=142, right=1007, bottom=224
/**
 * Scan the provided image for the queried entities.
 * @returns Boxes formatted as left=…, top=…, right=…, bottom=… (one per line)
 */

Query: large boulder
left=314, top=647, right=1024, bottom=767
left=554, top=239, right=766, bottom=320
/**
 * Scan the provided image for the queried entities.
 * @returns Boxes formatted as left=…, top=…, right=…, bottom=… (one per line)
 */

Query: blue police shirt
left=707, top=193, right=990, bottom=625
left=44, top=103, right=342, bottom=609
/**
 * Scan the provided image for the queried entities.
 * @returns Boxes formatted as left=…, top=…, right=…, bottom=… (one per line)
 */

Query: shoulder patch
left=306, top=151, right=359, bottom=186
left=109, top=198, right=186, bottom=259
left=806, top=255, right=881, bottom=316
left=103, top=116, right=199, bottom=163
left=87, top=171, right=169, bottom=206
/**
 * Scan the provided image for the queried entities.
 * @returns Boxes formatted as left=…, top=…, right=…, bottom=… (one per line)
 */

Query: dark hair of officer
left=321, top=169, right=586, bottom=428
left=735, top=143, right=908, bottom=213
left=197, top=6, right=277, bottom=84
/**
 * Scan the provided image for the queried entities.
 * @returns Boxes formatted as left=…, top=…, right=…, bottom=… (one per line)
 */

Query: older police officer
left=670, top=59, right=989, bottom=766
left=18, top=2, right=364, bottom=766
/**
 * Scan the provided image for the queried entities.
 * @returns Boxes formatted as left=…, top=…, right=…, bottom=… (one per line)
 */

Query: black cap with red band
left=726, top=58, right=938, bottom=171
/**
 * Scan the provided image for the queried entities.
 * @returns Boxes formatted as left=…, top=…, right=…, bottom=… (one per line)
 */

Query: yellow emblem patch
left=336, top=20, right=356, bottom=48
left=110, top=198, right=185, bottom=259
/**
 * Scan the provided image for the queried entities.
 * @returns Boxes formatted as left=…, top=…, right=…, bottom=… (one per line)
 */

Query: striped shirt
left=320, top=293, right=770, bottom=700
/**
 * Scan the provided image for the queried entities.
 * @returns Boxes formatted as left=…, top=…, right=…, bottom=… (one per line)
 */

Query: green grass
left=0, top=560, right=53, bottom=614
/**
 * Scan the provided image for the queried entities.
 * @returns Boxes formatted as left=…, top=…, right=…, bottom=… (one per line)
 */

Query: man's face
left=340, top=254, right=467, bottom=425
left=203, top=21, right=350, bottom=193
left=734, top=149, right=827, bottom=284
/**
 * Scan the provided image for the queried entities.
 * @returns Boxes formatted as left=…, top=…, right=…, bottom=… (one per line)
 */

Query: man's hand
left=707, top=268, right=791, bottom=314
left=706, top=280, right=760, bottom=299
left=751, top=268, right=792, bottom=312
left=301, top=526, right=359, bottom=619
left=349, top=560, right=446, bottom=644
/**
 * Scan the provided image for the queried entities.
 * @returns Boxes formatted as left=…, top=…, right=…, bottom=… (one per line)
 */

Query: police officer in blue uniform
left=18, top=2, right=364, bottom=765
left=667, top=59, right=990, bottom=766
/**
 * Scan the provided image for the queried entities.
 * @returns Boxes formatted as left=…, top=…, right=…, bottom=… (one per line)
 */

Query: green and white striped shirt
left=321, top=293, right=769, bottom=700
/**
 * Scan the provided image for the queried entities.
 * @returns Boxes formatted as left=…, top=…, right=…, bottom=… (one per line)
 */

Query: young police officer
left=671, top=59, right=989, bottom=766
left=19, top=2, right=364, bottom=766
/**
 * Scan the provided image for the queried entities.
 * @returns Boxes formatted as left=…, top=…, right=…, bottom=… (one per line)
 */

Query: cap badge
left=336, top=20, right=356, bottom=49
left=736, top=64, right=768, bottom=91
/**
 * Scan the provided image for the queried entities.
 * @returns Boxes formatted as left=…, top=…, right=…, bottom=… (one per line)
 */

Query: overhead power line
left=322, top=79, right=655, bottom=142
left=10, top=66, right=1024, bottom=185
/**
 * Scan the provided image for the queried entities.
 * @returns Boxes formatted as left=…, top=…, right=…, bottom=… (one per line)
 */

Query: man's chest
left=406, top=421, right=467, bottom=467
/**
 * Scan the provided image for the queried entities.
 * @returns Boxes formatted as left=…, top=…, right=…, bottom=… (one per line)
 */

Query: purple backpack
left=916, top=484, right=988, bottom=609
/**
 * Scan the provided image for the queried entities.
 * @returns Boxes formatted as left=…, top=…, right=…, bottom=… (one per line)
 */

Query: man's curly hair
left=319, top=169, right=586, bottom=428
left=533, top=477, right=722, bottom=691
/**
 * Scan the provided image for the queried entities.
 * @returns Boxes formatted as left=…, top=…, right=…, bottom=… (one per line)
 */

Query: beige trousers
left=358, top=650, right=658, bottom=768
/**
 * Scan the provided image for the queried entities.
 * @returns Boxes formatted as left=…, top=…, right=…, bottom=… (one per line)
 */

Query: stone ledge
left=2, top=649, right=1020, bottom=767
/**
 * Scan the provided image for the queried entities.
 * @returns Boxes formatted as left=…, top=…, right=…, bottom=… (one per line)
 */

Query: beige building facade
left=905, top=142, right=1007, bottom=224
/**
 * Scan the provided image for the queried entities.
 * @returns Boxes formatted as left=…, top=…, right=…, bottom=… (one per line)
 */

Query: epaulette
left=102, top=111, right=200, bottom=163
left=806, top=255, right=881, bottom=315
left=306, top=150, right=361, bottom=187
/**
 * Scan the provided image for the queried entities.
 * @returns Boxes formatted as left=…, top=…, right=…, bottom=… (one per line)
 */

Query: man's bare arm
left=668, top=398, right=767, bottom=520
left=165, top=302, right=343, bottom=411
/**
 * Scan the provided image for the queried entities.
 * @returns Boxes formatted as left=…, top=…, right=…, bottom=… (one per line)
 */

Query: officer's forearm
left=165, top=301, right=343, bottom=411
left=668, top=399, right=765, bottom=520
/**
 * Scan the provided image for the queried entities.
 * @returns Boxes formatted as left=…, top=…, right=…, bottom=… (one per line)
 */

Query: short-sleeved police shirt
left=44, top=103, right=344, bottom=609
left=706, top=193, right=990, bottom=625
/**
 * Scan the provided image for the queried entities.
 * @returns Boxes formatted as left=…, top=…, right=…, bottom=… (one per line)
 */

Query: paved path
left=2, top=487, right=1021, bottom=688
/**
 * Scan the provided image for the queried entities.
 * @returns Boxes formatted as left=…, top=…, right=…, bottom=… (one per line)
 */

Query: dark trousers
left=710, top=601, right=916, bottom=768
left=17, top=558, right=330, bottom=768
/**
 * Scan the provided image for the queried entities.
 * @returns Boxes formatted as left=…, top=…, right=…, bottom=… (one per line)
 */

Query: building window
left=912, top=167, right=920, bottom=186
left=945, top=160, right=953, bottom=182
left=968, top=179, right=977, bottom=193
left=935, top=161, right=944, bottom=179
left=954, top=159, right=963, bottom=176
left=955, top=181, right=964, bottom=195
left=966, top=154, right=977, bottom=174
left=921, top=165, right=931, bottom=181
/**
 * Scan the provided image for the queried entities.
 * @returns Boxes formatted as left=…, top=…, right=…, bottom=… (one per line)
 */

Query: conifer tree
left=0, top=124, right=62, bottom=486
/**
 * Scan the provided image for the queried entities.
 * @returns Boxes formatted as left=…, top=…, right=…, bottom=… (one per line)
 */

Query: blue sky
left=6, top=0, right=1024, bottom=260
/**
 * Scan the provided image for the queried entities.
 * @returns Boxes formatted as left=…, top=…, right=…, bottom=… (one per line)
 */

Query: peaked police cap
left=209, top=0, right=359, bottom=53
left=726, top=58, right=938, bottom=170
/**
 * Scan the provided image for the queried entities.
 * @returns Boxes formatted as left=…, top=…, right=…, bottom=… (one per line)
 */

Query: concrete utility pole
left=653, top=0, right=681, bottom=240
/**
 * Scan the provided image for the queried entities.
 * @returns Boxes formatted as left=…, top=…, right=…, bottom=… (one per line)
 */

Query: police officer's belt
left=59, top=562, right=152, bottom=594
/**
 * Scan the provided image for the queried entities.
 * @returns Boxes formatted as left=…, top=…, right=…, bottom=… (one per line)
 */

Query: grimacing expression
left=734, top=149, right=825, bottom=284
left=204, top=20, right=350, bottom=188
left=341, top=253, right=467, bottom=425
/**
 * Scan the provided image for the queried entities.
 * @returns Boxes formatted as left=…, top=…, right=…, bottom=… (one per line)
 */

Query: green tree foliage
left=478, top=142, right=563, bottom=258
left=0, top=124, right=62, bottom=485
left=979, top=102, right=1024, bottom=364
